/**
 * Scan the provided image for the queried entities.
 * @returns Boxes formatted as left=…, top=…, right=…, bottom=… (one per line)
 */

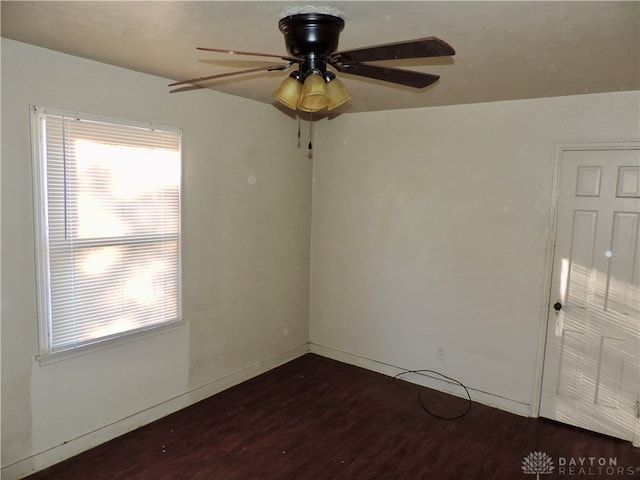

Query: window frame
left=30, top=105, right=184, bottom=362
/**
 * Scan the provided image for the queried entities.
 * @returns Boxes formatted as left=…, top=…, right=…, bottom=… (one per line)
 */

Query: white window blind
left=32, top=107, right=181, bottom=354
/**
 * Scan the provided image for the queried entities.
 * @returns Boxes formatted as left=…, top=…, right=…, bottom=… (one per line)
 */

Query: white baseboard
left=309, top=343, right=531, bottom=417
left=2, top=343, right=310, bottom=480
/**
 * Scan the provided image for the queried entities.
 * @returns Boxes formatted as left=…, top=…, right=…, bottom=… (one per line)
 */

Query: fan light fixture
left=274, top=70, right=351, bottom=112
left=273, top=72, right=303, bottom=110
left=325, top=73, right=351, bottom=110
left=298, top=72, right=329, bottom=111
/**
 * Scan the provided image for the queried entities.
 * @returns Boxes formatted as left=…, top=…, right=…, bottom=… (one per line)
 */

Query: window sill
left=35, top=320, right=187, bottom=366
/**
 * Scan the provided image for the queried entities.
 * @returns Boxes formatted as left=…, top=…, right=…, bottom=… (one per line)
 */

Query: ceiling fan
left=169, top=13, right=455, bottom=112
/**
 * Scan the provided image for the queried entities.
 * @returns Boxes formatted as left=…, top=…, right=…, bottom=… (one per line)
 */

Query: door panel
left=540, top=147, right=640, bottom=443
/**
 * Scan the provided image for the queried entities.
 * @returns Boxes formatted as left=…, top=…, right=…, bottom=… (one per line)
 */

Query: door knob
left=553, top=301, right=562, bottom=312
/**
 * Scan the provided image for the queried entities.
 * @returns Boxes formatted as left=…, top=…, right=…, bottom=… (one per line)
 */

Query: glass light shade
left=326, top=77, right=352, bottom=110
left=273, top=76, right=302, bottom=110
left=298, top=74, right=330, bottom=112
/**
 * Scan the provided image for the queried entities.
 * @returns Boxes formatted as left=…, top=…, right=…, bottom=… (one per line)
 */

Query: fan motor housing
left=279, top=13, right=345, bottom=58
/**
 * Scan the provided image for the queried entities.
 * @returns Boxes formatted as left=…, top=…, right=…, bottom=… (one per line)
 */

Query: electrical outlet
left=436, top=347, right=445, bottom=361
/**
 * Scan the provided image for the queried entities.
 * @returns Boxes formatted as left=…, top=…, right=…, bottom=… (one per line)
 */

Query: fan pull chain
left=297, top=117, right=301, bottom=148
left=308, top=113, right=313, bottom=151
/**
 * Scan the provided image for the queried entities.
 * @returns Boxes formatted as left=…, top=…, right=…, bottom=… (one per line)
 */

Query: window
left=31, top=106, right=182, bottom=356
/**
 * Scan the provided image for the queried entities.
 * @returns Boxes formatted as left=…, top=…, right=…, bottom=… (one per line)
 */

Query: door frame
left=531, top=140, right=640, bottom=446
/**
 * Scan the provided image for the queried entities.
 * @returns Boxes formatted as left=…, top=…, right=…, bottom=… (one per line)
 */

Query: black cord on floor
left=394, top=369, right=472, bottom=420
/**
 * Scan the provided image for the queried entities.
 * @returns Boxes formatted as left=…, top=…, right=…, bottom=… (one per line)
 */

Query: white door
left=540, top=146, right=640, bottom=443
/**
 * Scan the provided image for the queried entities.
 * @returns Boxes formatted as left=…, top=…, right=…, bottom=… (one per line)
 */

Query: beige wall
left=309, top=91, right=640, bottom=413
left=1, top=39, right=311, bottom=479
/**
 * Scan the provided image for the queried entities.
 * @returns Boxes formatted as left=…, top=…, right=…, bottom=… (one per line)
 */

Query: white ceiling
left=2, top=1, right=638, bottom=114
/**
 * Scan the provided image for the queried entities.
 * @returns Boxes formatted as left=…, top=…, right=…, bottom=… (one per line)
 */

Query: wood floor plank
left=24, top=354, right=640, bottom=479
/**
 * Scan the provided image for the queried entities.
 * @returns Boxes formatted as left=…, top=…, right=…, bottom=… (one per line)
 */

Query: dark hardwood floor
left=25, top=353, right=640, bottom=479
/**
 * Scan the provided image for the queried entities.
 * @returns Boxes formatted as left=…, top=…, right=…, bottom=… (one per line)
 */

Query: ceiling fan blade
left=168, top=64, right=291, bottom=88
left=335, top=63, right=440, bottom=88
left=169, top=84, right=205, bottom=94
left=333, top=37, right=455, bottom=63
left=197, top=47, right=300, bottom=63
